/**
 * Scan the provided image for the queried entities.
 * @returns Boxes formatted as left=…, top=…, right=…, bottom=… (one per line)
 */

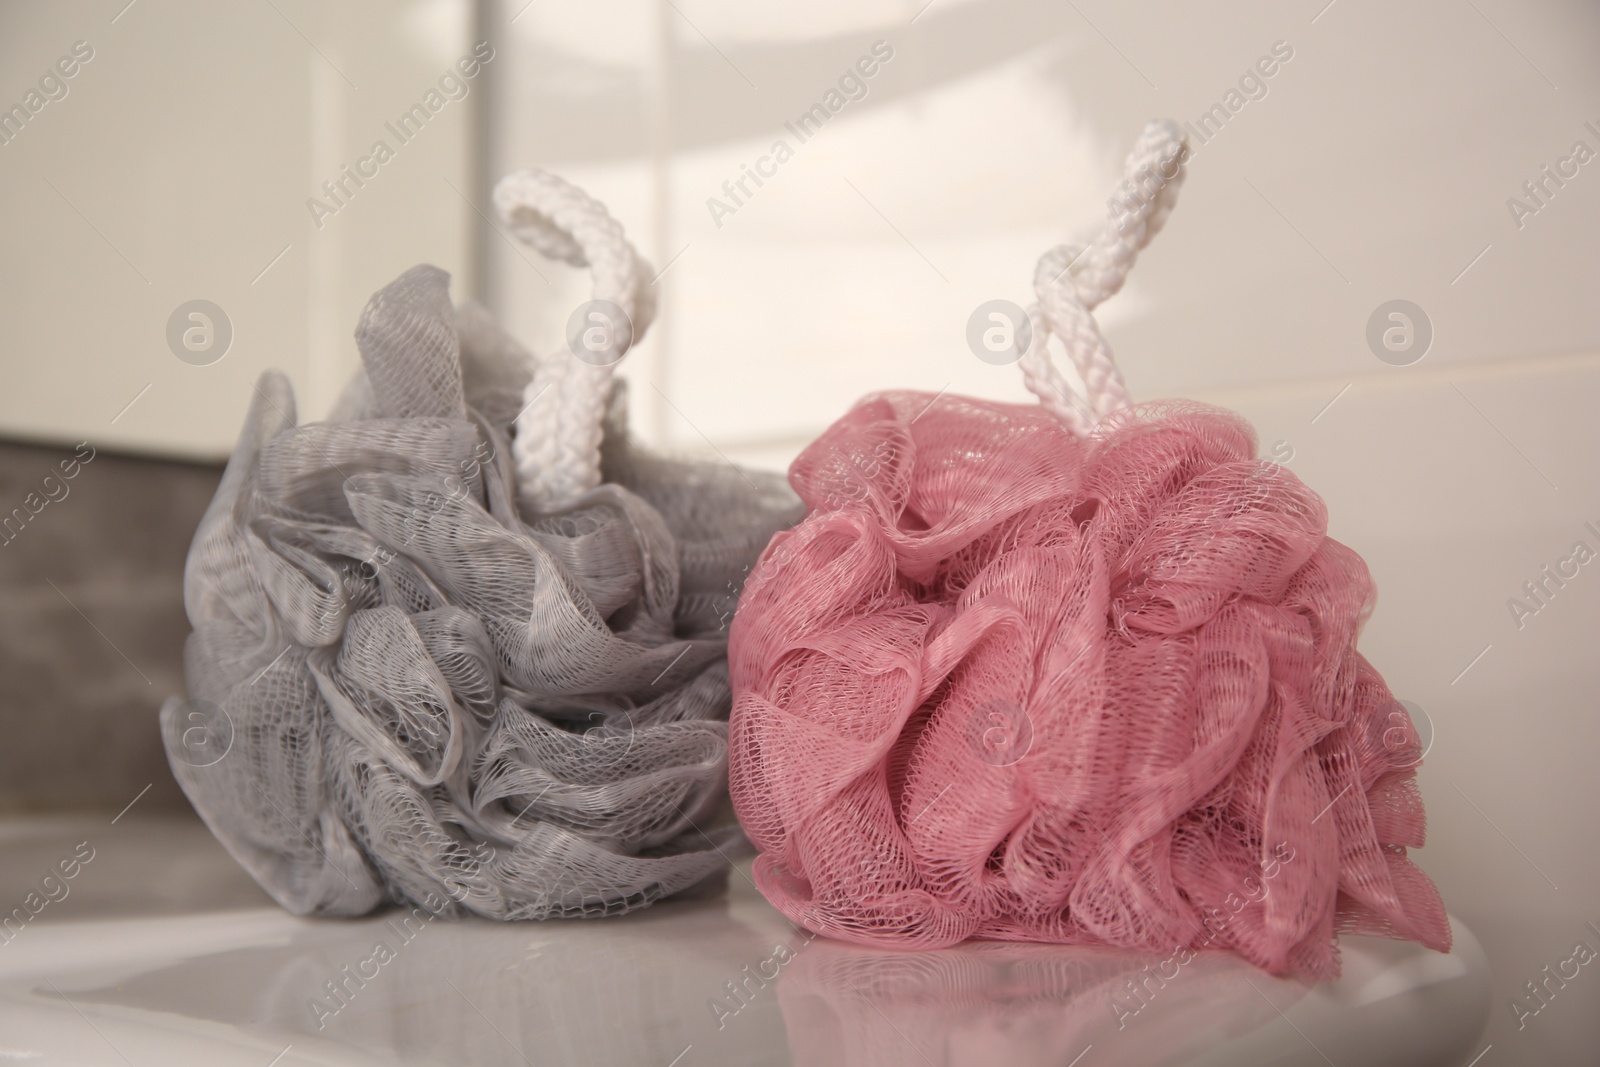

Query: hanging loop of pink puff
left=726, top=120, right=1450, bottom=978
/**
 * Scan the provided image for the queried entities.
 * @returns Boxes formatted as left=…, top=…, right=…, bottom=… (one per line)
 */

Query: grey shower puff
left=161, top=264, right=800, bottom=919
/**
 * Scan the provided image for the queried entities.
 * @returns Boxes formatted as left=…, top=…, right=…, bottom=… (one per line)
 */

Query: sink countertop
left=0, top=816, right=1492, bottom=1066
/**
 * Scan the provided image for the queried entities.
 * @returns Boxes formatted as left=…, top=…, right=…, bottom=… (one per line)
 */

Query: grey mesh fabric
left=161, top=264, right=800, bottom=919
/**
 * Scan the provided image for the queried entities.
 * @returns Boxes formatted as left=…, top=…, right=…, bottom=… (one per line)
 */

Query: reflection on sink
left=777, top=939, right=1291, bottom=1066
left=0, top=818, right=1490, bottom=1066
left=777, top=920, right=1491, bottom=1067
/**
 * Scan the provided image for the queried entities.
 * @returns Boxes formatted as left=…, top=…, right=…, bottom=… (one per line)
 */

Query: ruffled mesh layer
left=163, top=265, right=800, bottom=919
left=728, top=390, right=1449, bottom=977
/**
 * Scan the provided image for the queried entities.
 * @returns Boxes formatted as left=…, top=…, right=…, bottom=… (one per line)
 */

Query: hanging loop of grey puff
left=161, top=263, right=800, bottom=919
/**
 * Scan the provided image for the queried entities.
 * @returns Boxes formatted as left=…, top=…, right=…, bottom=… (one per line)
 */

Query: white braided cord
left=1020, top=119, right=1188, bottom=434
left=497, top=122, right=1185, bottom=492
left=494, top=170, right=657, bottom=510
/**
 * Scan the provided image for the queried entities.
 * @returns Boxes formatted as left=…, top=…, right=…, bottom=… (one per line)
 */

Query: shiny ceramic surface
left=0, top=817, right=1491, bottom=1066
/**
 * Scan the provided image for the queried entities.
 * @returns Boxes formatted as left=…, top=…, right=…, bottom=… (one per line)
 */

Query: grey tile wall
left=0, top=438, right=220, bottom=815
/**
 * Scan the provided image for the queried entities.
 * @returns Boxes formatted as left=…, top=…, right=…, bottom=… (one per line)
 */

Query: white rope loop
left=493, top=170, right=657, bottom=511
left=1021, top=119, right=1188, bottom=434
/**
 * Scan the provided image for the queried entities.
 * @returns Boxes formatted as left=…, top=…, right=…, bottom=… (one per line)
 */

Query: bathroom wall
left=0, top=0, right=482, bottom=462
left=0, top=0, right=1596, bottom=1061
left=0, top=440, right=218, bottom=815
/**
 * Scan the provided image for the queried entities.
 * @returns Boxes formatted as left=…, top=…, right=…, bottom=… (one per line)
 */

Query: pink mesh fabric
left=728, top=390, right=1450, bottom=978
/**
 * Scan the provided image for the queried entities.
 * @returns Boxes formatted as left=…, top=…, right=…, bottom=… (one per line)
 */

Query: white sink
left=0, top=817, right=1491, bottom=1066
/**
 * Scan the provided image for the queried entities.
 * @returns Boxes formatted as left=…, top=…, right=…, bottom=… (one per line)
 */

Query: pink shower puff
left=727, top=390, right=1451, bottom=979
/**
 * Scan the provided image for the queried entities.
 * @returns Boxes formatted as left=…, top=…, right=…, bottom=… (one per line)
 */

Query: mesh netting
left=727, top=390, right=1450, bottom=978
left=162, top=264, right=800, bottom=919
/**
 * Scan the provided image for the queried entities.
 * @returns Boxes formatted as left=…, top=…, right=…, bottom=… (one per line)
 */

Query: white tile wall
left=0, top=0, right=480, bottom=460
